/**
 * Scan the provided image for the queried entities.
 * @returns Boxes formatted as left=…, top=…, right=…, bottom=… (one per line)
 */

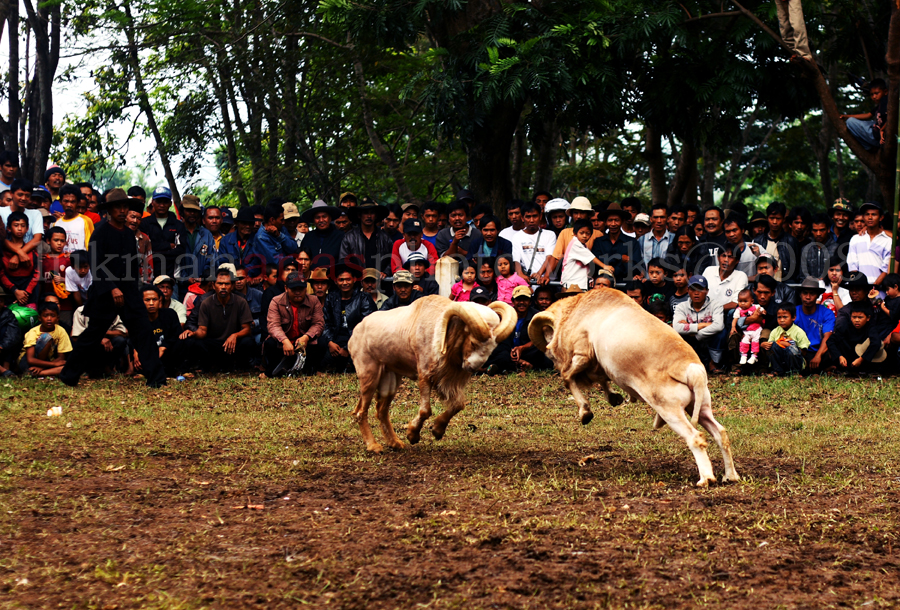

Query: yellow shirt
left=19, top=324, right=73, bottom=362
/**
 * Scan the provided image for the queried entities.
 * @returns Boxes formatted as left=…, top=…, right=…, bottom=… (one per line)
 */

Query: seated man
left=361, top=268, right=388, bottom=309
left=182, top=268, right=256, bottom=372
left=71, top=304, right=129, bottom=377
left=825, top=301, right=886, bottom=375
left=18, top=302, right=71, bottom=377
left=263, top=273, right=325, bottom=377
left=840, top=79, right=887, bottom=151
left=672, top=275, right=724, bottom=368
left=139, top=285, right=185, bottom=378
left=484, top=285, right=553, bottom=374
left=380, top=270, right=421, bottom=311
left=0, top=298, right=20, bottom=376
left=390, top=219, right=438, bottom=274
left=754, top=254, right=796, bottom=307
left=794, top=277, right=834, bottom=372
left=153, top=275, right=187, bottom=324
left=321, top=264, right=375, bottom=372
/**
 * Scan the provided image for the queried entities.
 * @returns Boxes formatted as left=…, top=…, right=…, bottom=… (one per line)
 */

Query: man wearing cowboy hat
left=339, top=200, right=394, bottom=275
left=60, top=189, right=167, bottom=388
left=298, top=200, right=345, bottom=270
left=794, top=276, right=834, bottom=371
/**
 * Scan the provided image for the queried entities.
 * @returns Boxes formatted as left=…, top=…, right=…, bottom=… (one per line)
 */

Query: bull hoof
left=407, top=428, right=421, bottom=445
left=695, top=476, right=715, bottom=488
left=723, top=473, right=741, bottom=483
left=388, top=441, right=407, bottom=451
left=366, top=443, right=384, bottom=454
left=431, top=427, right=446, bottom=440
left=580, top=411, right=594, bottom=425
left=608, top=393, right=624, bottom=406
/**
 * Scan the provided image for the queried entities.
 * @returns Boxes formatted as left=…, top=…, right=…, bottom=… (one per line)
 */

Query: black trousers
left=486, top=345, right=554, bottom=374
left=184, top=335, right=258, bottom=372
left=61, top=289, right=166, bottom=387
left=82, top=335, right=128, bottom=377
left=262, top=337, right=326, bottom=377
left=131, top=338, right=187, bottom=378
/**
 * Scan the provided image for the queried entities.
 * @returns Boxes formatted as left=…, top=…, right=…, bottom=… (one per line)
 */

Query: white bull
left=348, top=296, right=516, bottom=453
left=528, top=289, right=739, bottom=487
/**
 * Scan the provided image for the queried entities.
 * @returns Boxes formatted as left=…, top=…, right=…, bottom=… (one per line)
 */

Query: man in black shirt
left=59, top=189, right=167, bottom=388
left=139, top=186, right=188, bottom=279
left=138, top=285, right=184, bottom=377
left=299, top=200, right=344, bottom=270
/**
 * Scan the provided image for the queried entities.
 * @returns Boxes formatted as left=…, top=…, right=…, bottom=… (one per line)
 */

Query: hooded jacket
left=673, top=296, right=724, bottom=341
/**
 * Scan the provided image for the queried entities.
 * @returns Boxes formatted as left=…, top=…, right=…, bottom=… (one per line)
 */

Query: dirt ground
left=1, top=374, right=899, bottom=609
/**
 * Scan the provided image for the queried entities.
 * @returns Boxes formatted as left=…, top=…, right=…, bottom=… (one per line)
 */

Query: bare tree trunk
left=206, top=56, right=249, bottom=208
left=21, top=0, right=57, bottom=182
left=467, top=101, right=524, bottom=217
left=667, top=138, right=698, bottom=208
left=701, top=144, right=716, bottom=209
left=531, top=117, right=559, bottom=194
left=510, top=121, right=526, bottom=199
left=644, top=124, right=668, bottom=206
left=0, top=1, right=19, bottom=154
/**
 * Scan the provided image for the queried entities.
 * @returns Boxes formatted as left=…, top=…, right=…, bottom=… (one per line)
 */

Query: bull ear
left=528, top=312, right=556, bottom=351
left=488, top=302, right=517, bottom=342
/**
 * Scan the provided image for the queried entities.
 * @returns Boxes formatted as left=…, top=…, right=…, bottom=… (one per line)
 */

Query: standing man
left=590, top=203, right=634, bottom=281
left=219, top=208, right=261, bottom=280
left=339, top=192, right=358, bottom=209
left=44, top=166, right=66, bottom=203
left=340, top=200, right=394, bottom=274
left=702, top=247, right=749, bottom=372
left=125, top=206, right=153, bottom=284
left=511, top=202, right=557, bottom=281
left=436, top=200, right=481, bottom=258
left=0, top=151, right=17, bottom=191
left=499, top=200, right=525, bottom=242
left=638, top=203, right=673, bottom=266
left=829, top=199, right=855, bottom=247
left=59, top=189, right=166, bottom=388
left=722, top=215, right=758, bottom=278
left=801, top=213, right=838, bottom=281
left=298, top=200, right=344, bottom=270
left=282, top=202, right=304, bottom=249
left=251, top=202, right=299, bottom=267
left=203, top=206, right=225, bottom=251
left=177, top=194, right=218, bottom=290
left=752, top=201, right=800, bottom=282
left=140, top=186, right=188, bottom=280
left=847, top=202, right=891, bottom=296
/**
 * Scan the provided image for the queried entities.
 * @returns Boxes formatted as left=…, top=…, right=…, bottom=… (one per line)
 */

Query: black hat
left=31, top=186, right=50, bottom=200
left=43, top=166, right=65, bottom=182
left=348, top=201, right=389, bottom=223
left=403, top=218, right=423, bottom=234
left=456, top=188, right=475, bottom=202
left=300, top=200, right=341, bottom=225
left=235, top=207, right=256, bottom=224
left=333, top=263, right=362, bottom=279
left=470, top=286, right=490, bottom=303
left=101, top=187, right=143, bottom=213
left=748, top=211, right=767, bottom=227
left=858, top=201, right=882, bottom=214
left=285, top=273, right=307, bottom=291
left=841, top=272, right=871, bottom=290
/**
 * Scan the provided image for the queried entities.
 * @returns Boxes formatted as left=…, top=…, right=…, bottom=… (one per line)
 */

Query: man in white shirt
left=847, top=201, right=891, bottom=296
left=499, top=200, right=524, bottom=242
left=702, top=247, right=748, bottom=371
left=0, top=179, right=44, bottom=263
left=511, top=202, right=556, bottom=280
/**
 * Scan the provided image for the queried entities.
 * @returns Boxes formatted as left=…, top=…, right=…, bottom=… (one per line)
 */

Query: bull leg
left=593, top=375, right=624, bottom=407
left=697, top=406, right=740, bottom=483
left=374, top=372, right=405, bottom=451
left=406, top=378, right=433, bottom=445
left=353, top=364, right=383, bottom=453
left=563, top=375, right=595, bottom=425
left=654, top=404, right=716, bottom=487
left=431, top=389, right=465, bottom=440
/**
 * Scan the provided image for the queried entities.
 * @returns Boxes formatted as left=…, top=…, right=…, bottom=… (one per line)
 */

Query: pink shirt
left=451, top=281, right=474, bottom=302
left=738, top=304, right=761, bottom=332
left=496, top=273, right=529, bottom=304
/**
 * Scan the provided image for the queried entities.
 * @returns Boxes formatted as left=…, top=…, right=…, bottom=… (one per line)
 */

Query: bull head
left=437, top=303, right=491, bottom=356
left=436, top=302, right=517, bottom=371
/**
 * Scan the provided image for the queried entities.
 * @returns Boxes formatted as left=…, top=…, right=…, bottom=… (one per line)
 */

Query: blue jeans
left=709, top=309, right=736, bottom=365
left=846, top=118, right=879, bottom=150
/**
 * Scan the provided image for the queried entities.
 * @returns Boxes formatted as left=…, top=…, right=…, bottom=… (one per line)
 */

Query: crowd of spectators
left=0, top=149, right=897, bottom=383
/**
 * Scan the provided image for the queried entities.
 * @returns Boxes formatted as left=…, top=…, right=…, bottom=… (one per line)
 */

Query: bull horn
left=488, top=302, right=517, bottom=342
left=437, top=303, right=491, bottom=355
left=528, top=312, right=556, bottom=352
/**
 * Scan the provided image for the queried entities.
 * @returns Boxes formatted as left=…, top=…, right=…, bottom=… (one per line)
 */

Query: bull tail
left=685, top=362, right=710, bottom=426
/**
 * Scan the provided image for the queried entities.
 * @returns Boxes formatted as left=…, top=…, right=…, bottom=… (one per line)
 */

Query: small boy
left=870, top=273, right=900, bottom=343
left=40, top=226, right=75, bottom=325
left=762, top=304, right=810, bottom=376
left=533, top=285, right=554, bottom=312
left=404, top=252, right=439, bottom=296
left=18, top=301, right=71, bottom=377
left=561, top=219, right=608, bottom=290
left=825, top=301, right=886, bottom=375
left=1, top=211, right=40, bottom=307
left=641, top=257, right=674, bottom=304
left=64, top=249, right=92, bottom=307
left=264, top=263, right=279, bottom=288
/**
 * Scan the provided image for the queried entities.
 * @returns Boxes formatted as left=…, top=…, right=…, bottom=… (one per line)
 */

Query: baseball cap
left=285, top=273, right=307, bottom=290
left=687, top=275, right=708, bottom=290
left=31, top=186, right=50, bottom=200
left=511, top=286, right=533, bottom=300
left=153, top=275, right=175, bottom=286
left=282, top=202, right=300, bottom=220
left=634, top=213, right=651, bottom=226
left=393, top=270, right=414, bottom=285
left=456, top=188, right=475, bottom=202
left=404, top=252, right=428, bottom=269
left=339, top=191, right=357, bottom=203
left=181, top=194, right=201, bottom=211
left=362, top=268, right=379, bottom=281
left=858, top=201, right=882, bottom=214
left=221, top=208, right=234, bottom=225
left=403, top=218, right=423, bottom=234
left=151, top=186, right=172, bottom=200
left=470, top=286, right=490, bottom=303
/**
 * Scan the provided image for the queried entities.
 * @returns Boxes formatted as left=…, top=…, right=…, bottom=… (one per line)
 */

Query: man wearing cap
left=390, top=219, right=438, bottom=274
left=153, top=276, right=188, bottom=324
left=219, top=208, right=235, bottom=236
left=748, top=211, right=768, bottom=239
left=360, top=268, right=388, bottom=309
left=400, top=202, right=419, bottom=224
left=219, top=207, right=262, bottom=280
left=590, top=203, right=635, bottom=281
left=847, top=202, right=891, bottom=296
left=321, top=263, right=375, bottom=372
left=793, top=277, right=834, bottom=371
left=637, top=203, right=674, bottom=266
left=2, top=179, right=44, bottom=267
left=829, top=199, right=855, bottom=246
left=140, top=186, right=188, bottom=280
left=60, top=189, right=166, bottom=388
left=298, top=200, right=345, bottom=270
left=435, top=200, right=481, bottom=257
left=339, top=192, right=358, bottom=209
left=469, top=285, right=492, bottom=305
left=539, top=196, right=602, bottom=284
left=263, top=273, right=324, bottom=378
left=177, top=194, right=218, bottom=289
left=53, top=185, right=95, bottom=254
left=30, top=185, right=51, bottom=212
left=339, top=200, right=393, bottom=274
left=44, top=166, right=65, bottom=203
left=673, top=275, right=724, bottom=369
left=281, top=202, right=304, bottom=248
left=380, top=270, right=420, bottom=310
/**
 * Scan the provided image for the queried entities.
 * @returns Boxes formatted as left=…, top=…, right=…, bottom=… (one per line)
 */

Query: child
left=533, top=285, right=554, bottom=311
left=646, top=300, right=670, bottom=324
left=1, top=211, right=40, bottom=308
left=869, top=273, right=900, bottom=343
left=18, top=301, right=71, bottom=377
left=40, top=227, right=75, bottom=324
left=641, top=257, right=674, bottom=304
left=731, top=288, right=762, bottom=365
left=64, top=249, right=92, bottom=307
left=762, top=304, right=810, bottom=376
left=264, top=263, right=279, bottom=288
left=404, top=252, right=439, bottom=295
left=825, top=301, right=886, bottom=375
left=495, top=253, right=528, bottom=304
left=668, top=268, right=690, bottom=319
left=561, top=219, right=607, bottom=290
left=451, top=261, right=477, bottom=302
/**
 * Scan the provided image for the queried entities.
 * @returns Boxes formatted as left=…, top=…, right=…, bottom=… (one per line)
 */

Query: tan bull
left=348, top=296, right=516, bottom=453
left=528, top=289, right=739, bottom=487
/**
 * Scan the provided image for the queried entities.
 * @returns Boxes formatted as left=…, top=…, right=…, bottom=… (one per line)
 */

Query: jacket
left=673, top=296, right=724, bottom=341
left=177, top=225, right=218, bottom=281
left=800, top=236, right=839, bottom=280
left=266, top=291, right=324, bottom=344
left=466, top=234, right=513, bottom=264
left=380, top=290, right=422, bottom=311
left=299, top=226, right=344, bottom=269
left=218, top=231, right=265, bottom=278
left=339, top=227, right=396, bottom=273
left=753, top=232, right=801, bottom=281
left=251, top=225, right=299, bottom=267
left=140, top=212, right=188, bottom=278
left=320, top=287, right=376, bottom=345
left=0, top=308, right=21, bottom=352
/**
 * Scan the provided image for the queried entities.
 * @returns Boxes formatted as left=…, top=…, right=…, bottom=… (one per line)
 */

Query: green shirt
left=769, top=324, right=811, bottom=351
